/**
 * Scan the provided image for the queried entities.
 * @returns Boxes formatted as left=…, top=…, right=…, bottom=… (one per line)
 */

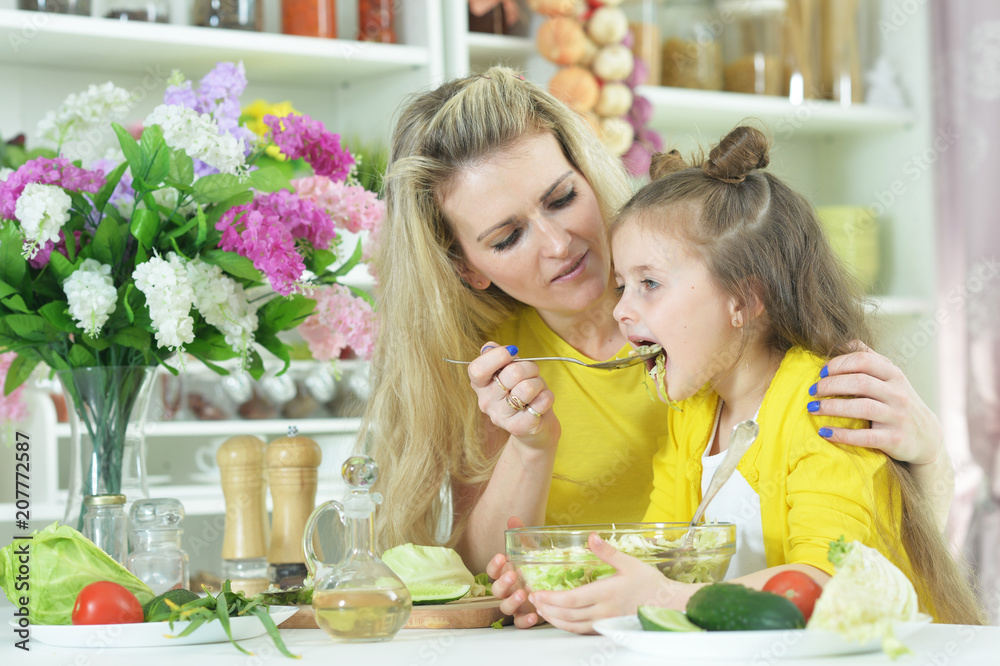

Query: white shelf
left=868, top=296, right=933, bottom=317
left=466, top=32, right=534, bottom=62
left=0, top=10, right=429, bottom=86
left=53, top=417, right=361, bottom=439
left=637, top=85, right=915, bottom=137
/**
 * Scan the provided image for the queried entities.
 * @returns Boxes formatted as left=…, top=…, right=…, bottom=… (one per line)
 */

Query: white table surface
left=6, top=622, right=1000, bottom=666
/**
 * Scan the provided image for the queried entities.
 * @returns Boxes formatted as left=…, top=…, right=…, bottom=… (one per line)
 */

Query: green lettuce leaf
left=0, top=522, right=155, bottom=625
left=382, top=544, right=474, bottom=589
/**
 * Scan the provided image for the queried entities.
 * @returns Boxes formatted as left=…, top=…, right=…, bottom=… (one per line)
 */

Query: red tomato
left=72, top=581, right=144, bottom=625
left=762, top=571, right=823, bottom=621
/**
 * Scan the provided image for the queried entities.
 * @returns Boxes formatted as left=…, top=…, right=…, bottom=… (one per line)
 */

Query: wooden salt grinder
left=217, top=434, right=270, bottom=596
left=266, top=426, right=322, bottom=587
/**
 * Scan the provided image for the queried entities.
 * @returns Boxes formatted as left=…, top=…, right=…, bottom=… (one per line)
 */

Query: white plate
left=18, top=605, right=299, bottom=648
left=592, top=614, right=933, bottom=660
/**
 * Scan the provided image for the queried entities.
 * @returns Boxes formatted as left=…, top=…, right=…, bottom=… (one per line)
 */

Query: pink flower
left=0, top=157, right=105, bottom=220
left=0, top=353, right=29, bottom=427
left=298, top=284, right=377, bottom=361
left=216, top=190, right=336, bottom=296
left=28, top=229, right=84, bottom=269
left=292, top=176, right=385, bottom=263
left=263, top=114, right=354, bottom=181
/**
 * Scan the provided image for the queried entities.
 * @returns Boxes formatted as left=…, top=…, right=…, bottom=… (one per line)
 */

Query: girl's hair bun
left=703, top=125, right=770, bottom=184
left=649, top=149, right=688, bottom=181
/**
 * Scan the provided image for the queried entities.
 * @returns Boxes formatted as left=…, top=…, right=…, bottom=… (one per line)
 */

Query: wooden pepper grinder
left=217, top=434, right=270, bottom=596
left=266, top=426, right=322, bottom=587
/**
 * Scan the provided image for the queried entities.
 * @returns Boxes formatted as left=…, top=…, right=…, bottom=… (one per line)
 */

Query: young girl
left=523, top=126, right=985, bottom=633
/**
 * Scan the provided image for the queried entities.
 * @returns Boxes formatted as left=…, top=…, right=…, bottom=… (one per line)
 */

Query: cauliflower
left=807, top=537, right=926, bottom=658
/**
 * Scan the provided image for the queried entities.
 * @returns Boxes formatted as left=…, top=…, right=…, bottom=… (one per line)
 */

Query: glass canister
left=357, top=0, right=396, bottom=43
left=282, top=0, right=336, bottom=38
left=126, top=498, right=190, bottom=594
left=82, top=494, right=129, bottom=566
left=192, top=0, right=261, bottom=31
left=659, top=0, right=723, bottom=90
left=819, top=0, right=867, bottom=105
left=718, top=0, right=787, bottom=95
left=17, top=0, right=90, bottom=14
left=783, top=0, right=820, bottom=102
left=622, top=0, right=661, bottom=87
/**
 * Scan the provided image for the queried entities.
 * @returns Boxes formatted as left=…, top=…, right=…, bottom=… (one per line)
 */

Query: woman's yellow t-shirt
left=491, top=307, right=668, bottom=525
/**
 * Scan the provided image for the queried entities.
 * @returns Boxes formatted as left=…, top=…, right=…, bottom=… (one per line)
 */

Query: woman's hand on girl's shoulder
left=468, top=342, right=560, bottom=452
left=809, top=340, right=943, bottom=465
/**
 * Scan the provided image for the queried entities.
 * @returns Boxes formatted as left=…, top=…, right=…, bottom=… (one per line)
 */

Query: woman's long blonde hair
left=613, top=126, right=986, bottom=625
left=360, top=66, right=631, bottom=549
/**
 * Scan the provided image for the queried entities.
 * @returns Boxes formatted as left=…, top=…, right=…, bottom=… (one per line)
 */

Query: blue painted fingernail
left=819, top=365, right=829, bottom=378
left=807, top=400, right=820, bottom=413
left=481, top=344, right=496, bottom=354
left=506, top=345, right=518, bottom=356
left=818, top=427, right=833, bottom=438
left=808, top=383, right=817, bottom=397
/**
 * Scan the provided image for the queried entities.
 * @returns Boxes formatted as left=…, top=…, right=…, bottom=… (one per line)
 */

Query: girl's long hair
left=361, top=66, right=631, bottom=548
left=612, top=125, right=985, bottom=625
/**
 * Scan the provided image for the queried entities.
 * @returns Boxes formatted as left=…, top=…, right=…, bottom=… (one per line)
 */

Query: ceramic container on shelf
left=192, top=0, right=261, bottom=30
left=659, top=0, right=723, bottom=90
left=97, top=0, right=169, bottom=21
left=357, top=0, right=396, bottom=43
left=281, top=0, right=336, bottom=38
left=718, top=0, right=787, bottom=95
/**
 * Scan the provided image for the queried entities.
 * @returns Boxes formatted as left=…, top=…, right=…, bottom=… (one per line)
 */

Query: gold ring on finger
left=506, top=393, right=526, bottom=411
left=493, top=374, right=509, bottom=392
left=525, top=404, right=541, bottom=418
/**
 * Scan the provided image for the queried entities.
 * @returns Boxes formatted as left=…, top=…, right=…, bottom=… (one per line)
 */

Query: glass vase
left=59, top=366, right=157, bottom=531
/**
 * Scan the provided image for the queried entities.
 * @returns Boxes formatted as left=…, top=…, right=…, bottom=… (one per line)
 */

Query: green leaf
left=167, top=149, right=195, bottom=187
left=248, top=165, right=292, bottom=193
left=67, top=344, right=96, bottom=367
left=93, top=161, right=129, bottom=213
left=327, top=239, right=364, bottom=279
left=259, top=294, right=315, bottom=331
left=3, top=351, right=40, bottom=396
left=0, top=279, right=15, bottom=302
left=246, top=348, right=264, bottom=381
left=254, top=330, right=291, bottom=376
left=348, top=284, right=375, bottom=307
left=200, top=249, right=261, bottom=282
left=0, top=223, right=27, bottom=289
left=91, top=214, right=126, bottom=266
left=38, top=302, right=78, bottom=333
left=110, top=326, right=151, bottom=352
left=1, top=294, right=31, bottom=315
left=306, top=249, right=337, bottom=275
left=3, top=314, right=50, bottom=342
left=192, top=173, right=248, bottom=204
left=113, top=122, right=143, bottom=174
left=47, top=252, right=76, bottom=282
left=139, top=125, right=169, bottom=185
left=130, top=208, right=161, bottom=249
left=194, top=204, right=208, bottom=247
left=81, top=334, right=110, bottom=351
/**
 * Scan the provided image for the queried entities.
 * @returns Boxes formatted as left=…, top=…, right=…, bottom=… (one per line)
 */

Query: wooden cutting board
left=277, top=597, right=509, bottom=630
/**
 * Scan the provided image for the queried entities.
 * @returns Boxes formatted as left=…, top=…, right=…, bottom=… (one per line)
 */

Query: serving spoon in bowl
left=442, top=349, right=661, bottom=371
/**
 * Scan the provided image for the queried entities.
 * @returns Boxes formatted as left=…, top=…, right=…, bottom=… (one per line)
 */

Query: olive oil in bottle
left=313, top=588, right=411, bottom=642
left=302, top=455, right=412, bottom=642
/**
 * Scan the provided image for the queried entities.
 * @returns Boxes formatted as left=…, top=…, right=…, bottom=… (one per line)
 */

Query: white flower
left=187, top=259, right=259, bottom=358
left=144, top=104, right=247, bottom=177
left=16, top=183, right=72, bottom=259
left=36, top=82, right=133, bottom=154
left=132, top=253, right=196, bottom=351
left=63, top=259, right=118, bottom=337
left=152, top=186, right=196, bottom=217
left=0, top=167, right=12, bottom=182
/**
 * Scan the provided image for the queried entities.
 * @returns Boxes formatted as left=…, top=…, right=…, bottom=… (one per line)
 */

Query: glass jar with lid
left=126, top=498, right=190, bottom=594
left=621, top=0, right=661, bottom=87
left=717, top=0, right=787, bottom=96
left=192, top=0, right=261, bottom=31
left=659, top=0, right=723, bottom=90
left=17, top=0, right=90, bottom=14
left=82, top=494, right=129, bottom=566
left=97, top=0, right=168, bottom=22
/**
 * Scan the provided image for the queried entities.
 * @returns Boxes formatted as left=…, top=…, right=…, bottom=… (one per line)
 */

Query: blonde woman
left=360, top=67, right=952, bottom=591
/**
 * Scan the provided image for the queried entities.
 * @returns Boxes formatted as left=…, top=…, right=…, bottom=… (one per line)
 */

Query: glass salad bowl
left=505, top=522, right=736, bottom=592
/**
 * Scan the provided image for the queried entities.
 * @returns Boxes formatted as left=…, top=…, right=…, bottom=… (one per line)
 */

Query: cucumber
left=686, top=583, right=805, bottom=631
left=143, top=588, right=201, bottom=621
left=409, top=583, right=472, bottom=605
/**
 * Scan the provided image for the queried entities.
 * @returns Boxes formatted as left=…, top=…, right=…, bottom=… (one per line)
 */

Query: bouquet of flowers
left=0, top=62, right=382, bottom=522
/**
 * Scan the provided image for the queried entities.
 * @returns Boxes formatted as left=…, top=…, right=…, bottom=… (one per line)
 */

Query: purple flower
left=90, top=156, right=135, bottom=211
left=216, top=190, right=336, bottom=296
left=28, top=229, right=83, bottom=269
left=263, top=114, right=354, bottom=181
left=0, top=157, right=105, bottom=220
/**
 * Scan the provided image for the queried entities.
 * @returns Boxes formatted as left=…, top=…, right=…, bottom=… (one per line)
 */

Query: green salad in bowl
left=505, top=523, right=736, bottom=592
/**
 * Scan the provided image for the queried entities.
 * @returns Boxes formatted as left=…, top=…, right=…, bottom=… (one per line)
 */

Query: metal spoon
left=673, top=419, right=760, bottom=552
left=442, top=350, right=660, bottom=371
